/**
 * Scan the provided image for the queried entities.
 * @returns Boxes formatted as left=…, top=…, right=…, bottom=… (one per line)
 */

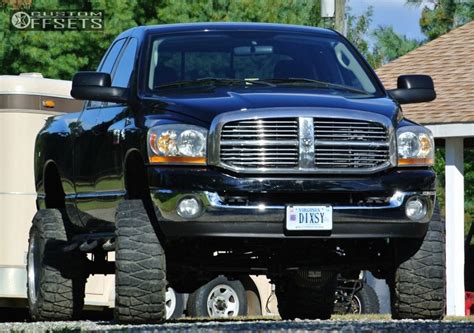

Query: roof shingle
left=376, top=21, right=474, bottom=125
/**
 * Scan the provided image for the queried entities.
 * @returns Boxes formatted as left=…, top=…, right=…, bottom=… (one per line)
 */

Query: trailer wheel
left=390, top=204, right=446, bottom=319
left=27, top=209, right=86, bottom=321
left=187, top=276, right=247, bottom=318
left=115, top=200, right=166, bottom=323
left=165, top=287, right=184, bottom=319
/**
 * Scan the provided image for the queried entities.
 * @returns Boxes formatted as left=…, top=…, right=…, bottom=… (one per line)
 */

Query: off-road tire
left=355, top=283, right=380, bottom=314
left=115, top=200, right=166, bottom=323
left=27, top=209, right=86, bottom=321
left=276, top=272, right=337, bottom=320
left=187, top=276, right=247, bottom=318
left=390, top=205, right=446, bottom=319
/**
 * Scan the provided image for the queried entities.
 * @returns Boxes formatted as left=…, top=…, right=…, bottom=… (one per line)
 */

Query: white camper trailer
left=0, top=73, right=115, bottom=309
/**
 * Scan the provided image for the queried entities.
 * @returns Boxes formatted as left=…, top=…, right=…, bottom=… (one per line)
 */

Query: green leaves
left=0, top=0, right=324, bottom=79
left=371, top=26, right=422, bottom=65
left=0, top=0, right=139, bottom=79
left=345, top=6, right=374, bottom=66
left=409, top=0, right=473, bottom=41
left=1, top=1, right=472, bottom=79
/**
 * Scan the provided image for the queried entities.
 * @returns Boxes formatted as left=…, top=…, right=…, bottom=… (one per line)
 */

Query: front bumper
left=148, top=167, right=436, bottom=239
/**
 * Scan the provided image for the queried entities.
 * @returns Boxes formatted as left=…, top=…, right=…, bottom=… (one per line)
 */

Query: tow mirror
left=388, top=75, right=436, bottom=104
left=71, top=71, right=128, bottom=103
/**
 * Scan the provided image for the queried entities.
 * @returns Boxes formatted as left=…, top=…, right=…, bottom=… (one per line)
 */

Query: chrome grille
left=220, top=118, right=299, bottom=168
left=314, top=119, right=388, bottom=142
left=314, top=118, right=390, bottom=169
left=213, top=111, right=393, bottom=174
left=314, top=147, right=390, bottom=169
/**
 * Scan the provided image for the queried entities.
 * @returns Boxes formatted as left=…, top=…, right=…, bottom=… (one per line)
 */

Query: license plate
left=286, top=205, right=333, bottom=231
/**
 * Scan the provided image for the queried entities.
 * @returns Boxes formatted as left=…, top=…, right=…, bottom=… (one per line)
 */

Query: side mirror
left=388, top=75, right=436, bottom=104
left=71, top=71, right=128, bottom=103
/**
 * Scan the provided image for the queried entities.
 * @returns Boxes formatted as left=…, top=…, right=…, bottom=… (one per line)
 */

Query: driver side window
left=87, top=38, right=126, bottom=108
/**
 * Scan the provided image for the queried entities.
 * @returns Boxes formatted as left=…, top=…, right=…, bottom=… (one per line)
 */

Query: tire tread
left=391, top=205, right=446, bottom=319
left=28, top=209, right=85, bottom=321
left=115, top=200, right=166, bottom=323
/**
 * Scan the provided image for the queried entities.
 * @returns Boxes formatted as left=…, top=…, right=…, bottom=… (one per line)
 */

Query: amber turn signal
left=42, top=100, right=55, bottom=108
left=398, top=158, right=434, bottom=166
left=149, top=156, right=206, bottom=164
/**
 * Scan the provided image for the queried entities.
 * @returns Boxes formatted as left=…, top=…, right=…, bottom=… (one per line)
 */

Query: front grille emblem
left=302, top=138, right=312, bottom=151
left=299, top=117, right=315, bottom=169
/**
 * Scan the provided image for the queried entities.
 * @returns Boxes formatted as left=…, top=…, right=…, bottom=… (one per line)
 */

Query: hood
left=146, top=88, right=399, bottom=124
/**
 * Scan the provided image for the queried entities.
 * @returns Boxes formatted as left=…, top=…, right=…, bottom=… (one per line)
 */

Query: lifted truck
left=29, top=23, right=444, bottom=323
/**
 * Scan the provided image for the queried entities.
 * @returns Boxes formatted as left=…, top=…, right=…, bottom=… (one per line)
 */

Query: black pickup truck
left=28, top=23, right=445, bottom=323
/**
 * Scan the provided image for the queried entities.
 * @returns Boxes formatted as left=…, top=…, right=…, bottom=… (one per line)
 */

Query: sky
left=348, top=0, right=428, bottom=42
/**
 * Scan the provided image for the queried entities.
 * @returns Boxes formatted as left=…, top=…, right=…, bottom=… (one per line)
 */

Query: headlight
left=397, top=126, right=434, bottom=166
left=148, top=124, right=207, bottom=165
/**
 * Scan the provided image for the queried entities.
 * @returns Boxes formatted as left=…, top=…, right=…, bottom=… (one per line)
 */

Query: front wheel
left=390, top=205, right=446, bottom=319
left=187, top=276, right=247, bottom=318
left=115, top=200, right=167, bottom=323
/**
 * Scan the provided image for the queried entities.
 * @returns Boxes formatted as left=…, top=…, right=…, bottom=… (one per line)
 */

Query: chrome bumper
left=151, top=190, right=436, bottom=224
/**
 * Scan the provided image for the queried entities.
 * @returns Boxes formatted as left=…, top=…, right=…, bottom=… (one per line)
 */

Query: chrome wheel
left=350, top=294, right=362, bottom=314
left=165, top=287, right=177, bottom=320
left=27, top=231, right=40, bottom=306
left=206, top=284, right=240, bottom=318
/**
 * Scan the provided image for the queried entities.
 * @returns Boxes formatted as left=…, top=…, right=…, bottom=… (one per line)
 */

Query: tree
left=0, top=0, right=324, bottom=79
left=0, top=0, right=140, bottom=79
left=155, top=0, right=320, bottom=26
left=344, top=6, right=385, bottom=68
left=346, top=6, right=372, bottom=61
left=406, top=0, right=474, bottom=40
left=371, top=26, right=422, bottom=65
left=366, top=0, right=474, bottom=68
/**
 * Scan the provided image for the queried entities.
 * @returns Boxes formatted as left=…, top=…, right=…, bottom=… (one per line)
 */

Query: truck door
left=73, top=38, right=126, bottom=227
left=89, top=38, right=139, bottom=223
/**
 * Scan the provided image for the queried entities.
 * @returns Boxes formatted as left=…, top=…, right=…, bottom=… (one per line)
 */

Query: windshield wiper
left=263, top=78, right=372, bottom=95
left=197, top=77, right=276, bottom=87
left=154, top=77, right=275, bottom=90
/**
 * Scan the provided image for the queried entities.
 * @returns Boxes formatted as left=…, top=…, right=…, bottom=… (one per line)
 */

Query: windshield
left=146, top=31, right=381, bottom=96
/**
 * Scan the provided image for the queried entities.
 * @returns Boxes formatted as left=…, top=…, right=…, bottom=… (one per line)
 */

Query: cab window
left=99, top=38, right=126, bottom=74
left=88, top=38, right=125, bottom=108
left=112, top=38, right=138, bottom=88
